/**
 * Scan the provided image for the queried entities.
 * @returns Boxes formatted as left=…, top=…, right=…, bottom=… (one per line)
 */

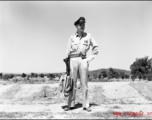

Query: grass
left=1, top=81, right=152, bottom=119
left=129, top=81, right=152, bottom=101
left=110, top=105, right=121, bottom=109
left=0, top=78, right=58, bottom=85
left=1, top=111, right=151, bottom=119
left=0, top=112, right=54, bottom=119
left=0, top=78, right=132, bottom=85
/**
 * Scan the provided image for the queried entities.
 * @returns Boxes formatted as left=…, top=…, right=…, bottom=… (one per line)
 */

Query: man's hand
left=63, top=57, right=69, bottom=63
left=84, top=59, right=90, bottom=64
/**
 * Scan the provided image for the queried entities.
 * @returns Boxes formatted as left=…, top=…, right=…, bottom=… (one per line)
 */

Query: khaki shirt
left=66, top=32, right=99, bottom=63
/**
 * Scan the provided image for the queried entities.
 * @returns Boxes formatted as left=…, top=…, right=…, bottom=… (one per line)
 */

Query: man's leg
left=77, top=73, right=82, bottom=89
left=79, top=58, right=91, bottom=111
left=67, top=57, right=79, bottom=108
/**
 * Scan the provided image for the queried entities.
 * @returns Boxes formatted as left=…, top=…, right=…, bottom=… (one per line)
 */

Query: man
left=64, top=17, right=99, bottom=112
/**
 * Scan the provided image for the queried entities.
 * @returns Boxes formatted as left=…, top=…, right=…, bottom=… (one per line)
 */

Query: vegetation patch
left=129, top=81, right=152, bottom=101
left=2, top=85, right=21, bottom=99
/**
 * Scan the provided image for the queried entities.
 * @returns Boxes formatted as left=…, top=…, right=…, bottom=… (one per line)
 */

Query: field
left=0, top=80, right=152, bottom=119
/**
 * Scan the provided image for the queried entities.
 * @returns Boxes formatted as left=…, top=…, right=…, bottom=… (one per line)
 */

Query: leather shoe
left=64, top=107, right=75, bottom=111
left=83, top=107, right=92, bottom=112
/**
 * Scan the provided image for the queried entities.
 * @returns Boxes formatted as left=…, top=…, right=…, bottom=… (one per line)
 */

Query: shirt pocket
left=71, top=42, right=79, bottom=51
left=83, top=40, right=90, bottom=50
left=70, top=39, right=79, bottom=51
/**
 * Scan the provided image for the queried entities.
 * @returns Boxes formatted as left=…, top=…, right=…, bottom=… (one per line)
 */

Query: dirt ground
left=0, top=80, right=152, bottom=119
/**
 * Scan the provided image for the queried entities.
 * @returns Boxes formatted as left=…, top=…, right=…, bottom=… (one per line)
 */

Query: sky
left=0, top=1, right=152, bottom=74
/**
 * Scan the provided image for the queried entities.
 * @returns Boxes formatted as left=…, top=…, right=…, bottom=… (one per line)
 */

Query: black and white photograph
left=0, top=1, right=152, bottom=119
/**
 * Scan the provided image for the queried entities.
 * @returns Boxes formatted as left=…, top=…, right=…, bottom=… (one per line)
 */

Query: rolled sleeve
left=87, top=35, right=99, bottom=63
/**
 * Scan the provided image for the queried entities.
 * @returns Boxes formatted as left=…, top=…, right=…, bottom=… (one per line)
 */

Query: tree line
left=89, top=68, right=130, bottom=80
left=0, top=56, right=152, bottom=81
left=0, top=73, right=61, bottom=81
left=90, top=56, right=152, bottom=81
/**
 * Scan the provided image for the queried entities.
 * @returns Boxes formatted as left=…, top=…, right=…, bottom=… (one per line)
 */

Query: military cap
left=74, top=17, right=86, bottom=26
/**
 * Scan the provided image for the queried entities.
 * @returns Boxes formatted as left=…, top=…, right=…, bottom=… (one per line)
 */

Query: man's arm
left=64, top=37, right=72, bottom=75
left=86, top=35, right=99, bottom=63
left=65, top=36, right=72, bottom=58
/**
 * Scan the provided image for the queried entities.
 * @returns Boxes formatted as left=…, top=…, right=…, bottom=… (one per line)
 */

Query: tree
left=131, top=75, right=136, bottom=81
left=139, top=76, right=142, bottom=80
left=10, top=74, right=14, bottom=79
left=46, top=73, right=55, bottom=79
left=2, top=74, right=14, bottom=80
left=147, top=74, right=152, bottom=81
left=0, top=73, right=3, bottom=79
left=101, top=71, right=108, bottom=78
left=107, top=68, right=120, bottom=79
left=108, top=68, right=114, bottom=79
left=124, top=74, right=130, bottom=79
left=98, top=74, right=102, bottom=79
left=119, top=72, right=125, bottom=79
left=93, top=74, right=97, bottom=79
left=143, top=75, right=146, bottom=80
left=31, top=73, right=38, bottom=78
left=21, top=73, right=26, bottom=78
left=113, top=71, right=119, bottom=79
left=130, top=56, right=151, bottom=80
left=31, top=73, right=35, bottom=78
left=40, top=73, right=44, bottom=78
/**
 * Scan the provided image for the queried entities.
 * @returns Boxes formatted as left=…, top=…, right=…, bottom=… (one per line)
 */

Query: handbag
left=58, top=57, right=73, bottom=97
left=58, top=72, right=73, bottom=97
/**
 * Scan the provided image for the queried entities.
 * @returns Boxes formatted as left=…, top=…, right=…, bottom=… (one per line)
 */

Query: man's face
left=76, top=23, right=85, bottom=32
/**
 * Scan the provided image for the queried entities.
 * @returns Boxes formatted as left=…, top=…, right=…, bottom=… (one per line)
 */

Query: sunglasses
left=78, top=23, right=85, bottom=26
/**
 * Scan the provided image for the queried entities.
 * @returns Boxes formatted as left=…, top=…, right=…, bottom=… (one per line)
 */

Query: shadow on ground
left=61, top=102, right=99, bottom=110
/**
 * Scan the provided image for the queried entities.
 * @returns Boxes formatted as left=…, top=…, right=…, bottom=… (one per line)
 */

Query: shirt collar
left=75, top=32, right=87, bottom=38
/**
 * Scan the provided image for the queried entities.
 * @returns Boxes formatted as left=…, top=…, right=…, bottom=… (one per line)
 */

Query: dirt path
left=0, top=82, right=152, bottom=119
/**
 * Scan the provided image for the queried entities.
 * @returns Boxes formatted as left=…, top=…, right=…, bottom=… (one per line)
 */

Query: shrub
left=21, top=73, right=26, bottom=78
left=40, top=73, right=44, bottom=78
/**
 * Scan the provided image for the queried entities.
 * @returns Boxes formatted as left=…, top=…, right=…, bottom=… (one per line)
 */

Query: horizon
left=1, top=1, right=152, bottom=73
left=1, top=67, right=131, bottom=75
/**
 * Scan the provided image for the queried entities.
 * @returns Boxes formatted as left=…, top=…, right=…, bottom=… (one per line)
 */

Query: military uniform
left=65, top=17, right=99, bottom=110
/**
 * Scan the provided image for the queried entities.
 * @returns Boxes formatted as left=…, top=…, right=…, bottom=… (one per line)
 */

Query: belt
left=69, top=53, right=86, bottom=59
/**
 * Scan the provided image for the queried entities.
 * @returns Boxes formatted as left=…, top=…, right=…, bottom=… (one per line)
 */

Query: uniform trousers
left=67, top=56, right=90, bottom=108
